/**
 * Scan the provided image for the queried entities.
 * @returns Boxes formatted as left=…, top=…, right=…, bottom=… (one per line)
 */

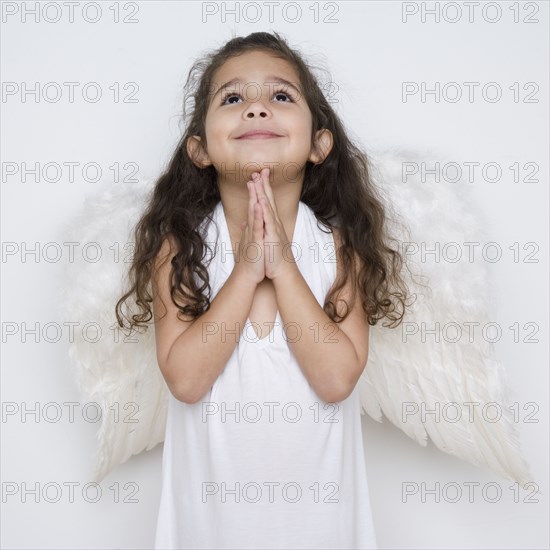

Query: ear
left=186, top=135, right=212, bottom=168
left=308, top=128, right=334, bottom=165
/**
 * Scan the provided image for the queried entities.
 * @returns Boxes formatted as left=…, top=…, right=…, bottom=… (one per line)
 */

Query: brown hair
left=115, top=31, right=417, bottom=334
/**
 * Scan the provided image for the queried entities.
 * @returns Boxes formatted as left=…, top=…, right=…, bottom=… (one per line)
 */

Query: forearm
left=272, top=265, right=359, bottom=403
left=166, top=270, right=257, bottom=403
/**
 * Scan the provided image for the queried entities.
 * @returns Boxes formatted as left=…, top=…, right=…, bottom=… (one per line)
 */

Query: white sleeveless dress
left=154, top=200, right=378, bottom=549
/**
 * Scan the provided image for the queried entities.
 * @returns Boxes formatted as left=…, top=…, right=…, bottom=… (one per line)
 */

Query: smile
left=236, top=129, right=284, bottom=139
left=236, top=134, right=283, bottom=140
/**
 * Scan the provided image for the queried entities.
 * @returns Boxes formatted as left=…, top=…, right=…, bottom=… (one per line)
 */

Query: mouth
left=236, top=130, right=284, bottom=140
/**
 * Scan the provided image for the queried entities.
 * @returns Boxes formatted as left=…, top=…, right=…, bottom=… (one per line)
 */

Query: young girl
left=116, top=31, right=411, bottom=549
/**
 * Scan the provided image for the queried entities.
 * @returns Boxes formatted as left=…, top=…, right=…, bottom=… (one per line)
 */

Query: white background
left=1, top=1, right=548, bottom=548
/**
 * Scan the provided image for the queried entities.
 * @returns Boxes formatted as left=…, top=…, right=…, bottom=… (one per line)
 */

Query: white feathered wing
left=360, top=149, right=533, bottom=488
left=59, top=149, right=533, bottom=487
left=59, top=184, right=169, bottom=482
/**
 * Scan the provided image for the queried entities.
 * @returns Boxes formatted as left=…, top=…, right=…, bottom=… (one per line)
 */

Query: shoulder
left=154, top=233, right=180, bottom=273
left=331, top=226, right=363, bottom=279
left=332, top=226, right=342, bottom=250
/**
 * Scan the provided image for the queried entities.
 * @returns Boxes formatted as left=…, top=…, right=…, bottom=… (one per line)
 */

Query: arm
left=272, top=228, right=370, bottom=403
left=152, top=235, right=257, bottom=404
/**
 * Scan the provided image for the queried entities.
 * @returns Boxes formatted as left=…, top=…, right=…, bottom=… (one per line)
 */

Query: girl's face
left=195, top=50, right=327, bottom=184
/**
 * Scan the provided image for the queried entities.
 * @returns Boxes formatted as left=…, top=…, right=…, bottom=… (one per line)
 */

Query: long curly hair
left=115, top=30, right=417, bottom=334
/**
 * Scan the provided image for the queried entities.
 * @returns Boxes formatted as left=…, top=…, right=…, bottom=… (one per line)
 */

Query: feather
left=59, top=182, right=169, bottom=482
left=60, top=149, right=534, bottom=488
left=360, top=148, right=534, bottom=488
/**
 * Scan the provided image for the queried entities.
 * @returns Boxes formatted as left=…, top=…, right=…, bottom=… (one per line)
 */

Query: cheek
left=205, top=115, right=231, bottom=143
left=290, top=122, right=313, bottom=149
left=203, top=116, right=215, bottom=141
left=288, top=113, right=312, bottom=137
left=201, top=124, right=223, bottom=157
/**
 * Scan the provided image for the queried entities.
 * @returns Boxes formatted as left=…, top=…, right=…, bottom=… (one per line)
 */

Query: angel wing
left=60, top=149, right=533, bottom=487
left=360, top=148, right=533, bottom=488
left=59, top=182, right=169, bottom=482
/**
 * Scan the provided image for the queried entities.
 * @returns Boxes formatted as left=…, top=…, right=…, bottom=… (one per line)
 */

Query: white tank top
left=154, top=200, right=378, bottom=549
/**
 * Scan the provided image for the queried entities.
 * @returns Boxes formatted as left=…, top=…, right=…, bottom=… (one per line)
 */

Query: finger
left=260, top=169, right=277, bottom=213
left=248, top=174, right=259, bottom=203
left=254, top=175, right=277, bottom=232
left=253, top=172, right=272, bottom=213
left=259, top=194, right=274, bottom=237
left=247, top=180, right=256, bottom=234
left=247, top=177, right=264, bottom=243
left=253, top=202, right=264, bottom=241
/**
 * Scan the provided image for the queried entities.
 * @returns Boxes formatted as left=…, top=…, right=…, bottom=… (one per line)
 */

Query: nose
left=246, top=109, right=268, bottom=118
left=243, top=96, right=270, bottom=118
left=246, top=110, right=268, bottom=118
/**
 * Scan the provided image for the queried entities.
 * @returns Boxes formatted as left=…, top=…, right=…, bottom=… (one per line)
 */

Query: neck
left=218, top=177, right=302, bottom=246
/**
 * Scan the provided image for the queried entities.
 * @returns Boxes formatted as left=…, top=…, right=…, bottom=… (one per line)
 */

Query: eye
left=220, top=89, right=295, bottom=106
left=220, top=93, right=241, bottom=105
left=273, top=90, right=294, bottom=102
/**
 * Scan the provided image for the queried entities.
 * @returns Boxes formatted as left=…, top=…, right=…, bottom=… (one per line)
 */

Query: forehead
left=209, top=50, right=302, bottom=96
left=214, top=50, right=298, bottom=79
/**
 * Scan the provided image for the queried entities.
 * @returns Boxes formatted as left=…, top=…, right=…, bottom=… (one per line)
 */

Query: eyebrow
left=209, top=75, right=302, bottom=105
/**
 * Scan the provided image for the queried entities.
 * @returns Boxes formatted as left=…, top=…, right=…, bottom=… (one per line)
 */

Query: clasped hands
left=235, top=167, right=297, bottom=284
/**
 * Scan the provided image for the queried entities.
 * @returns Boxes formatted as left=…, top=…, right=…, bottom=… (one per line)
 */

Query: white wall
left=2, top=1, right=548, bottom=548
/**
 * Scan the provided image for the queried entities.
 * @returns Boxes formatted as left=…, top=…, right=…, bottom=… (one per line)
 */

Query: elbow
left=316, top=379, right=353, bottom=404
left=316, top=360, right=361, bottom=403
left=170, top=381, right=203, bottom=405
left=171, top=389, right=195, bottom=405
left=337, top=383, right=354, bottom=403
left=170, top=377, right=210, bottom=405
left=331, top=385, right=354, bottom=404
left=330, top=351, right=367, bottom=403
left=160, top=355, right=203, bottom=405
left=161, top=365, right=201, bottom=405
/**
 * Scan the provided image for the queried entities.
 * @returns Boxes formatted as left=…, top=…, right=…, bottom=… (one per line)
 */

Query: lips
left=236, top=129, right=283, bottom=139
